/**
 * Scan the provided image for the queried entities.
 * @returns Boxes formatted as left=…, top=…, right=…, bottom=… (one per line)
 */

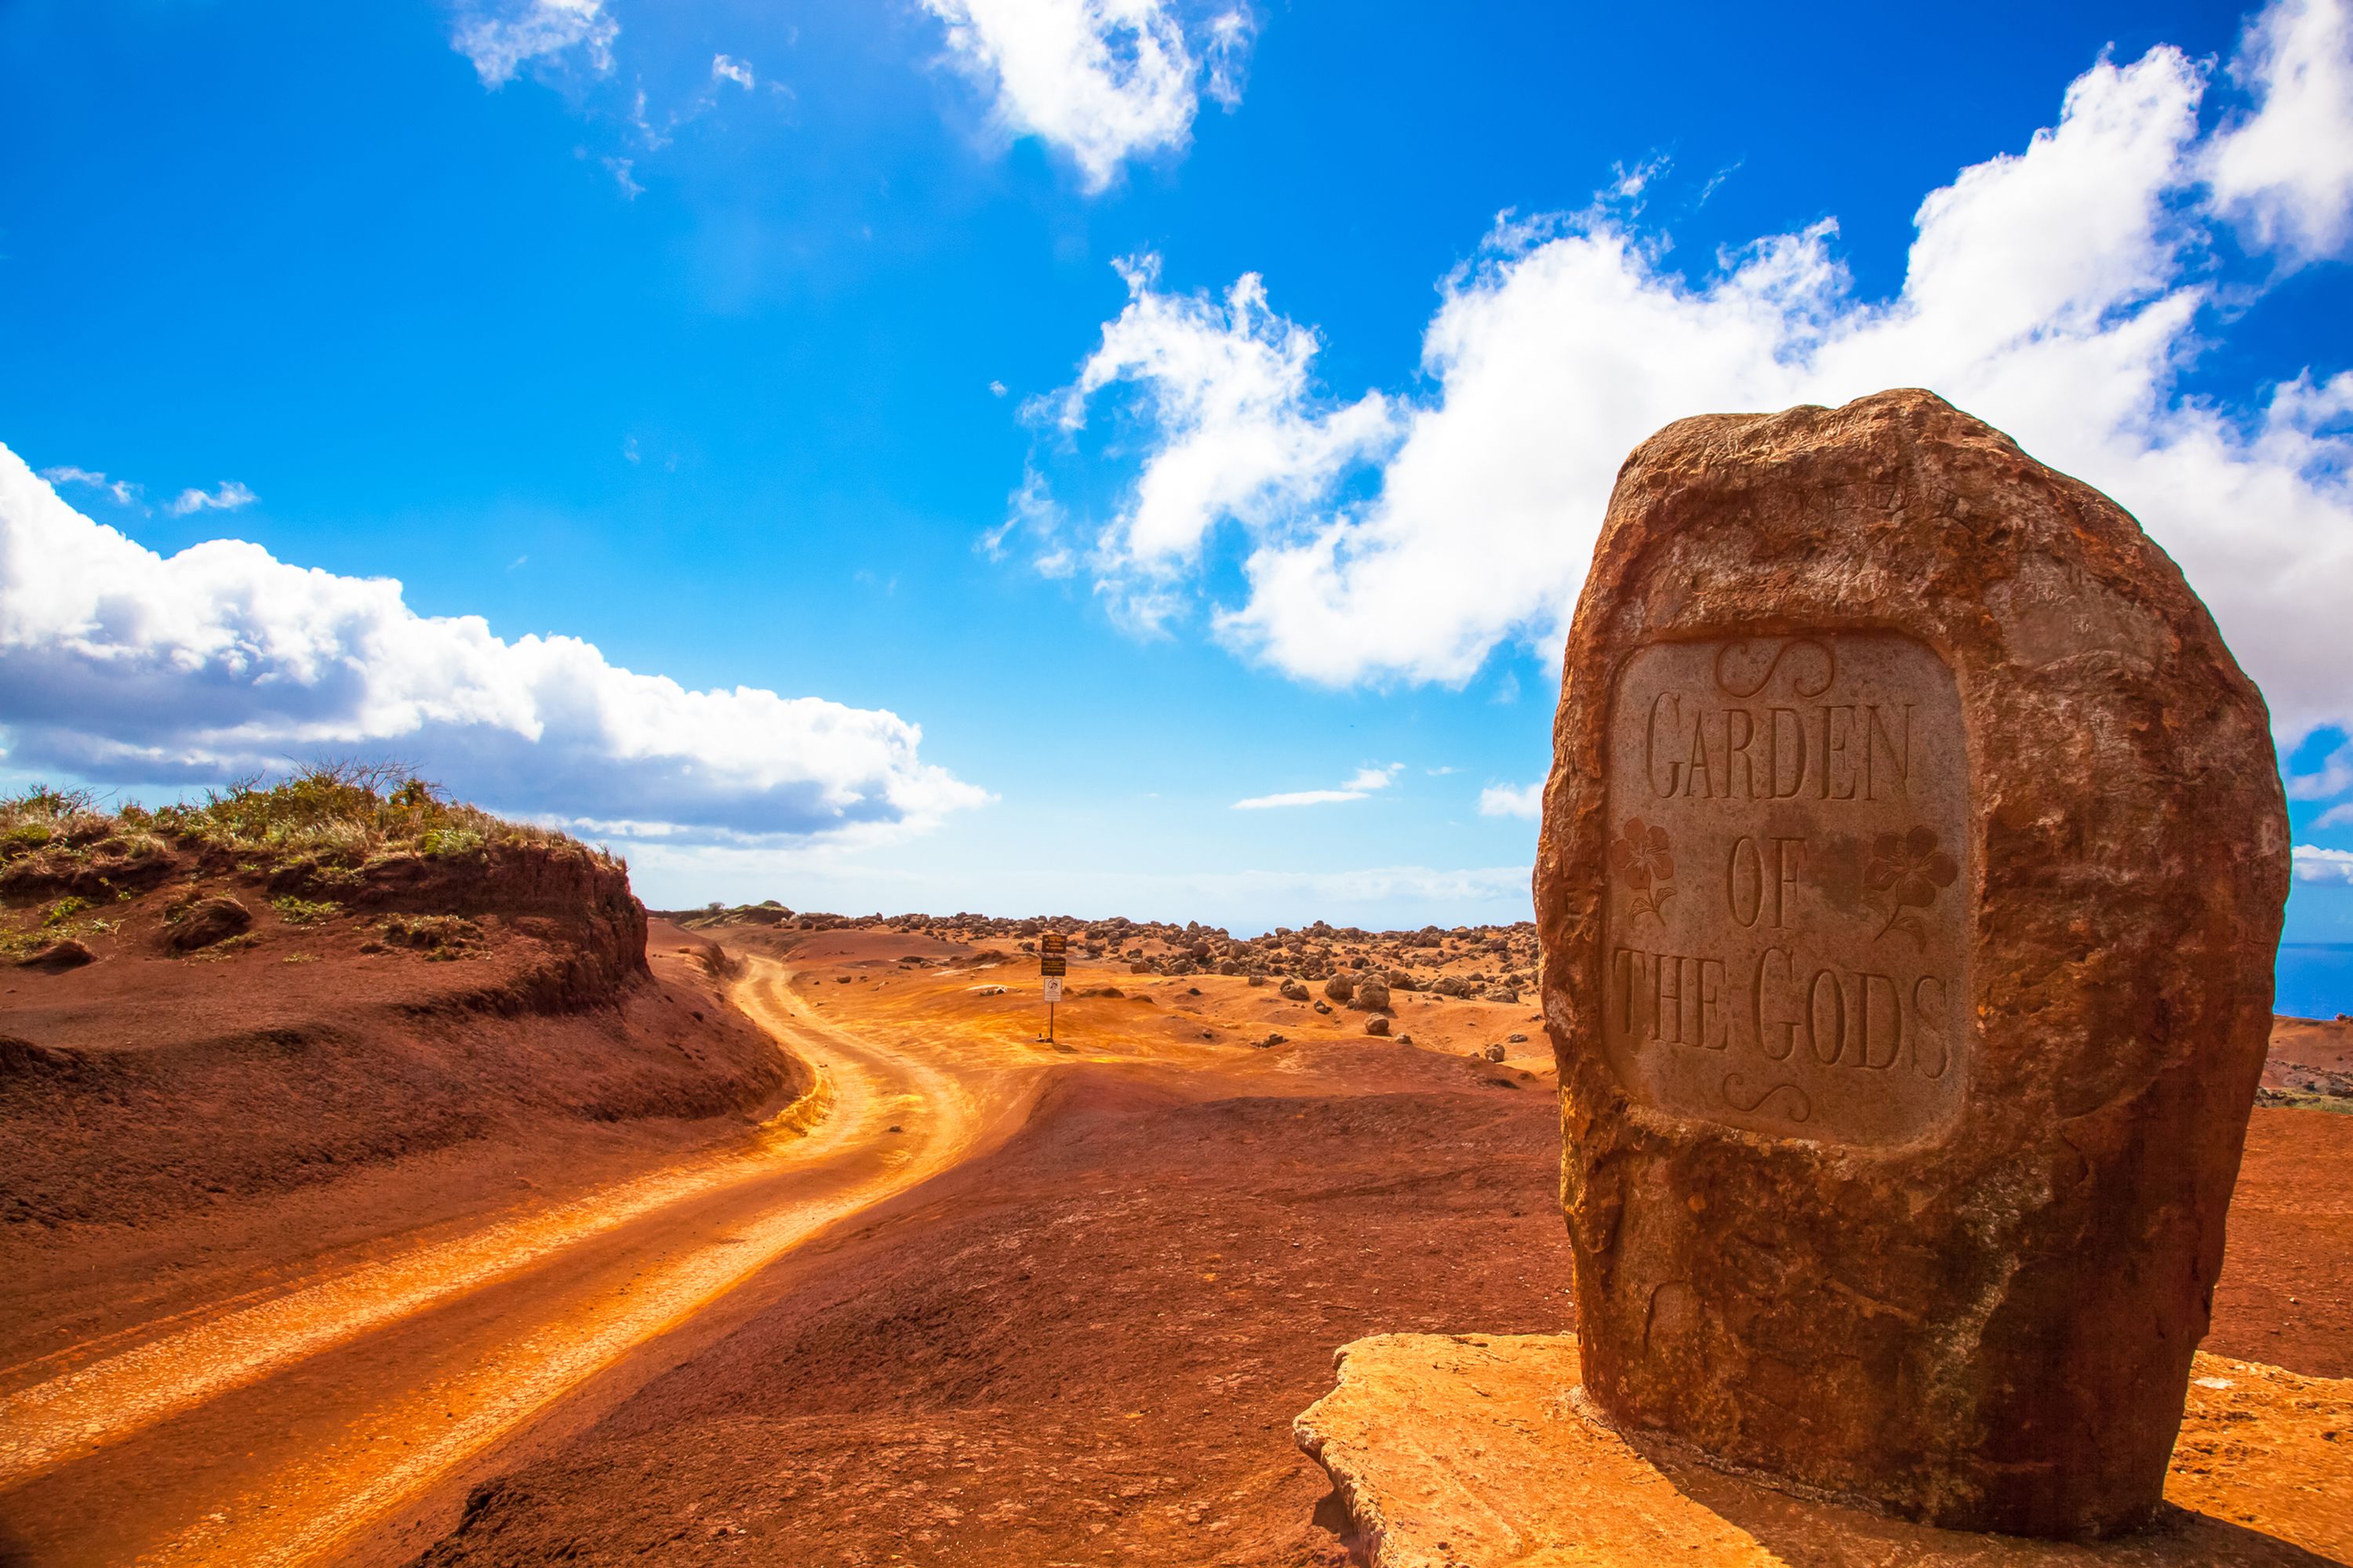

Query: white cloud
left=920, top=0, right=1255, bottom=191
left=166, top=481, right=256, bottom=516
left=1233, top=762, right=1398, bottom=809
left=39, top=467, right=140, bottom=508
left=712, top=53, right=755, bottom=89
left=1200, top=6, right=1253, bottom=109
left=2295, top=845, right=2353, bottom=881
left=0, top=447, right=987, bottom=843
left=1478, top=781, right=1542, bottom=820
left=603, top=155, right=643, bottom=198
left=1038, top=256, right=1397, bottom=628
left=2290, top=741, right=2353, bottom=799
left=1232, top=788, right=1366, bottom=809
left=1026, top=2, right=2353, bottom=746
left=450, top=0, right=617, bottom=87
left=2208, top=0, right=2353, bottom=263
left=2315, top=802, right=2353, bottom=828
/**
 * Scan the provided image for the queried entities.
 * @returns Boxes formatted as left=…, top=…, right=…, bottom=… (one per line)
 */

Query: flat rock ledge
left=1293, top=1333, right=2352, bottom=1567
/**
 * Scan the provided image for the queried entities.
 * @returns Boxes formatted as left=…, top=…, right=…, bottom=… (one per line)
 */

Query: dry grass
left=0, top=763, right=609, bottom=879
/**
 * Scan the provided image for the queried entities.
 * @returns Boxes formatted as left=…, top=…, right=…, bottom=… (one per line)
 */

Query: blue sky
left=2, top=0, right=2351, bottom=1005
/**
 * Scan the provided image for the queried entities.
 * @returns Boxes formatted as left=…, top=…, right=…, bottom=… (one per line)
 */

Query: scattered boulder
left=1507, top=1032, right=1529, bottom=1043
left=1312, top=1000, right=1333, bottom=1016
left=1365, top=1016, right=1391, bottom=1037
left=1483, top=987, right=1520, bottom=1004
left=1482, top=1042, right=1507, bottom=1063
left=1323, top=974, right=1356, bottom=1004
left=1257, top=1032, right=1287, bottom=1049
left=1246, top=973, right=1266, bottom=988
left=1279, top=980, right=1311, bottom=1002
left=165, top=896, right=253, bottom=953
left=1386, top=970, right=1417, bottom=991
left=1355, top=979, right=1392, bottom=1013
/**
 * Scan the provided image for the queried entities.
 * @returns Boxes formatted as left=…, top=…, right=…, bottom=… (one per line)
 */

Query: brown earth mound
left=0, top=796, right=806, bottom=1369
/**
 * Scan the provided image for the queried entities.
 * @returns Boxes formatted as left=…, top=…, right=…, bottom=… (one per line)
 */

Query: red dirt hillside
left=0, top=771, right=805, bottom=1367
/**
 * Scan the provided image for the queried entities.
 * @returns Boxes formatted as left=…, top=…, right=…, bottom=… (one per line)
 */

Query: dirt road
left=0, top=957, right=1038, bottom=1567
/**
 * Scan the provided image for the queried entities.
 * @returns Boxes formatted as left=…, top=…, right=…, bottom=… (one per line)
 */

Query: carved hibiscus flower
left=1612, top=819, right=1675, bottom=924
left=1865, top=826, right=1958, bottom=945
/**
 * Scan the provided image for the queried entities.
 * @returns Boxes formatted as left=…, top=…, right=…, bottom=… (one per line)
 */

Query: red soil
left=402, top=954, right=2353, bottom=1568
left=409, top=1055, right=1566, bottom=1567
left=0, top=847, right=806, bottom=1374
left=5, top=901, right=2344, bottom=1568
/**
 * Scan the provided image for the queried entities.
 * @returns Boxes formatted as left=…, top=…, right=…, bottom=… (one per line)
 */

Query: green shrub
left=2, top=823, right=53, bottom=857
left=418, top=826, right=484, bottom=858
left=271, top=896, right=343, bottom=926
left=42, top=896, right=90, bottom=926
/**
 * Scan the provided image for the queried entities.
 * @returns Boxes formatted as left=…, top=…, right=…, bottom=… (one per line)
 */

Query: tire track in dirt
left=0, top=958, right=1036, bottom=1567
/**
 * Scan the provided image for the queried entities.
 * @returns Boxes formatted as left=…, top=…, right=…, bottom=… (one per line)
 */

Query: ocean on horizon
left=2278, top=944, right=2353, bottom=1020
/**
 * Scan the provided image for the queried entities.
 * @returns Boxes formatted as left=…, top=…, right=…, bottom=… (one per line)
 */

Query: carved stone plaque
left=1601, top=632, right=1969, bottom=1145
left=1541, top=391, right=2291, bottom=1535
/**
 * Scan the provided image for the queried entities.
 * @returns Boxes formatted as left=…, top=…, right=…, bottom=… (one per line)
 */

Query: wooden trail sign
left=1039, top=932, right=1068, bottom=1040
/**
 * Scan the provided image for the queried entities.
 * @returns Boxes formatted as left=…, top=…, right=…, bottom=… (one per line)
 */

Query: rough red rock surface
left=1535, top=389, right=2291, bottom=1535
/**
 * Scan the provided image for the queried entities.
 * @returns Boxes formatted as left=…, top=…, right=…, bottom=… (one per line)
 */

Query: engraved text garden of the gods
left=1600, top=633, right=1970, bottom=1145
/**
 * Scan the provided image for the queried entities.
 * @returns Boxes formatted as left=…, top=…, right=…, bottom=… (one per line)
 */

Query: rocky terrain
left=664, top=904, right=1541, bottom=1007
left=2259, top=1013, right=2353, bottom=1111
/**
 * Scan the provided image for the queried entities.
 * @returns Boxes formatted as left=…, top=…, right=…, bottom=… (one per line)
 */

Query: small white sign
left=1042, top=975, right=1064, bottom=1005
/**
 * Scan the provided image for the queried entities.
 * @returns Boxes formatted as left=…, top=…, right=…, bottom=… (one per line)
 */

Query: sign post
left=1038, top=931, right=1067, bottom=1042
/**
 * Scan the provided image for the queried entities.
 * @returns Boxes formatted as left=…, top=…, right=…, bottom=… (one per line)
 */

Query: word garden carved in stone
left=1537, top=389, right=2289, bottom=1537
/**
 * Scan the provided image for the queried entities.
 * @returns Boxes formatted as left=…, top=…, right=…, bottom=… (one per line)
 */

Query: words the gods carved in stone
left=1599, top=633, right=1971, bottom=1146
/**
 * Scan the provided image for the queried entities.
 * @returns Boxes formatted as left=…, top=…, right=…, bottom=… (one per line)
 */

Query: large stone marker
left=1535, top=388, right=2289, bottom=1536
